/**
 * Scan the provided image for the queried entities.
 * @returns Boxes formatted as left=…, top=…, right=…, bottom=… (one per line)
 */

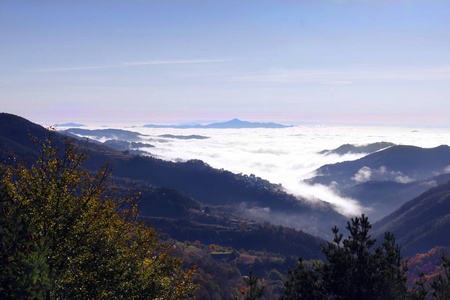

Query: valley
left=1, top=113, right=449, bottom=299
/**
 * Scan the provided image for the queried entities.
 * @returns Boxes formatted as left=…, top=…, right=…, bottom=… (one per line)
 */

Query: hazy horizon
left=41, top=116, right=450, bottom=130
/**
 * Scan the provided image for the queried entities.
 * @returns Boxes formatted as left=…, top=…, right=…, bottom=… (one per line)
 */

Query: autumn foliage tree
left=0, top=171, right=51, bottom=299
left=0, top=132, right=196, bottom=299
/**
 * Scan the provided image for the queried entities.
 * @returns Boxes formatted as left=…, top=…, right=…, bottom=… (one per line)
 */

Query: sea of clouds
left=81, top=124, right=450, bottom=217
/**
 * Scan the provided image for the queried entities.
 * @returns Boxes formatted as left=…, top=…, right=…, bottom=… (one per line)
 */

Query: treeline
left=260, top=215, right=449, bottom=300
left=143, top=216, right=323, bottom=260
left=174, top=215, right=450, bottom=299
left=406, top=246, right=450, bottom=290
left=181, top=216, right=449, bottom=299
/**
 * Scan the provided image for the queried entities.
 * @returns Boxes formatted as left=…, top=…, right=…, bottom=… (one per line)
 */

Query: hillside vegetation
left=0, top=133, right=196, bottom=299
left=373, top=181, right=450, bottom=257
left=1, top=113, right=449, bottom=299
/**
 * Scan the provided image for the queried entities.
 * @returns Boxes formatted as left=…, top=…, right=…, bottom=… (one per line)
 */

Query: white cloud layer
left=93, top=124, right=450, bottom=218
left=69, top=124, right=449, bottom=226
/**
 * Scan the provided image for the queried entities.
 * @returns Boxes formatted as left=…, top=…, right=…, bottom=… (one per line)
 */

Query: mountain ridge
left=318, top=142, right=395, bottom=155
left=143, top=118, right=290, bottom=129
left=373, top=180, right=450, bottom=256
left=0, top=113, right=344, bottom=241
left=307, top=143, right=450, bottom=221
left=308, top=145, right=450, bottom=187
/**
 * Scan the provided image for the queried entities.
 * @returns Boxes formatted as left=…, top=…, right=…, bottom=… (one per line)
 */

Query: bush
left=0, top=133, right=196, bottom=299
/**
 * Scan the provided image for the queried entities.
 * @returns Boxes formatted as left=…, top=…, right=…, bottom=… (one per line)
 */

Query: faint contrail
left=26, top=58, right=232, bottom=73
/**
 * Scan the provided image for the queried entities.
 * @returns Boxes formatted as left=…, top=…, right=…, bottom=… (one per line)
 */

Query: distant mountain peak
left=143, top=119, right=290, bottom=129
left=56, top=122, right=86, bottom=127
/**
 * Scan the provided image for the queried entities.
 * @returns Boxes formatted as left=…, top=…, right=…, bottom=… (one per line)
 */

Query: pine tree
left=375, top=232, right=409, bottom=298
left=410, top=272, right=428, bottom=300
left=281, top=215, right=409, bottom=300
left=431, top=253, right=450, bottom=300
left=279, top=257, right=324, bottom=300
left=242, top=271, right=265, bottom=300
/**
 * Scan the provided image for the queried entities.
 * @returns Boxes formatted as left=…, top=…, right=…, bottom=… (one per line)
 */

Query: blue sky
left=1, top=0, right=450, bottom=126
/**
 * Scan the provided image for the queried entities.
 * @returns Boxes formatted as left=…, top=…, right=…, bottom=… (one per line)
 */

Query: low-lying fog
left=82, top=124, right=450, bottom=217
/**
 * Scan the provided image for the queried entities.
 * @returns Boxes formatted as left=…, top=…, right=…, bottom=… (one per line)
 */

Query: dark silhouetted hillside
left=307, top=144, right=450, bottom=221
left=0, top=113, right=334, bottom=256
left=373, top=181, right=450, bottom=256
left=63, top=128, right=147, bottom=142
left=308, top=145, right=450, bottom=188
left=342, top=173, right=450, bottom=221
left=0, top=113, right=57, bottom=164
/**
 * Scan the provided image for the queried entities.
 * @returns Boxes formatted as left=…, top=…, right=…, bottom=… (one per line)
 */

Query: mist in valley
left=64, top=123, right=450, bottom=234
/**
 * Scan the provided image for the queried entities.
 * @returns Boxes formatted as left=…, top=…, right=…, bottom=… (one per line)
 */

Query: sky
left=1, top=0, right=450, bottom=126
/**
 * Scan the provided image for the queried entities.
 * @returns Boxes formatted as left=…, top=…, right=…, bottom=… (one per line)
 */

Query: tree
left=431, top=253, right=450, bottom=299
left=241, top=271, right=265, bottom=300
left=280, top=257, right=324, bottom=300
left=0, top=171, right=51, bottom=299
left=410, top=272, right=428, bottom=300
left=281, top=215, right=409, bottom=300
left=0, top=133, right=197, bottom=299
left=375, top=231, right=409, bottom=298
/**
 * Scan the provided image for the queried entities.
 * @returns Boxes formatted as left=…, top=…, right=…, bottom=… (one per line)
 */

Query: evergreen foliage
left=0, top=132, right=196, bottom=299
left=431, top=253, right=450, bottom=299
left=281, top=215, right=409, bottom=300
left=280, top=257, right=323, bottom=300
left=241, top=271, right=265, bottom=300
left=410, top=272, right=428, bottom=300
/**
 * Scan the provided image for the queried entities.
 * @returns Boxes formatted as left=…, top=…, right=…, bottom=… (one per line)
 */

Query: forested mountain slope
left=308, top=145, right=450, bottom=187
left=373, top=180, right=450, bottom=256
left=307, top=144, right=450, bottom=221
left=0, top=113, right=329, bottom=256
left=342, top=173, right=450, bottom=221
